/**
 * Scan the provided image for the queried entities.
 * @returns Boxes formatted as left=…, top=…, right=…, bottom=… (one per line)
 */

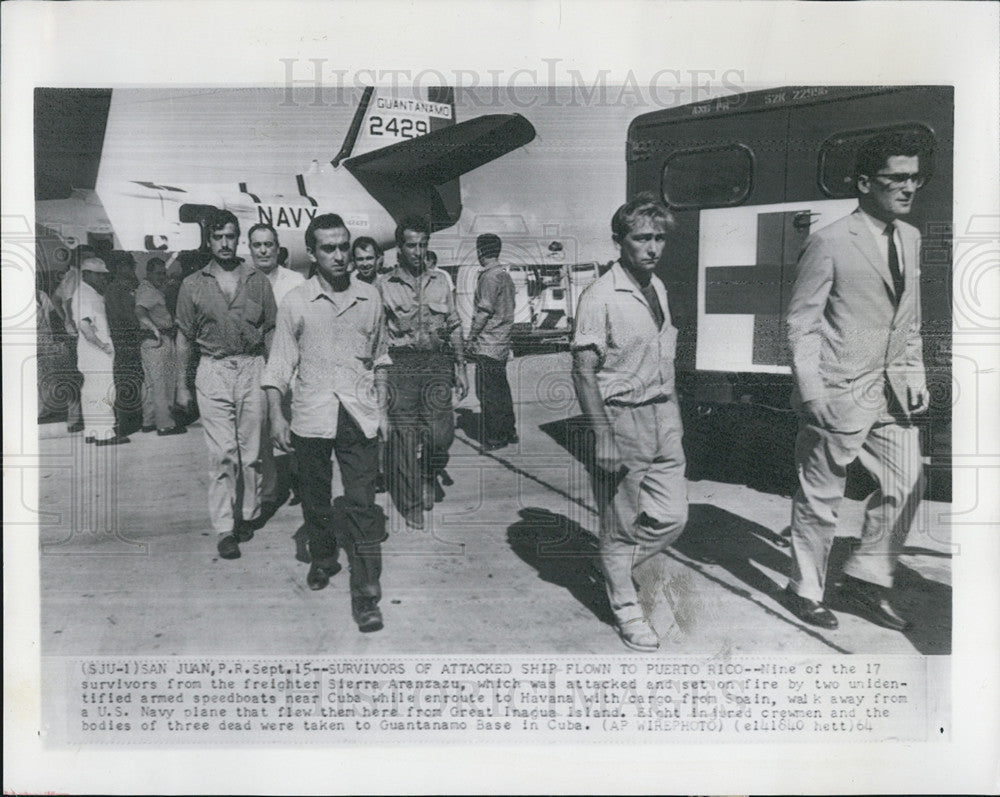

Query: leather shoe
left=141, top=425, right=156, bottom=433
left=306, top=559, right=342, bottom=591
left=94, top=435, right=131, bottom=446
left=783, top=585, right=838, bottom=629
left=403, top=507, right=425, bottom=530
left=616, top=616, right=659, bottom=652
left=217, top=534, right=241, bottom=560
left=233, top=521, right=255, bottom=543
left=352, top=596, right=383, bottom=633
left=157, top=426, right=187, bottom=436
left=838, top=575, right=911, bottom=631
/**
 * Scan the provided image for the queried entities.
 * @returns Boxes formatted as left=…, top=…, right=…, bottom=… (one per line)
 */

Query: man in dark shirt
left=104, top=250, right=144, bottom=435
left=468, top=234, right=517, bottom=450
left=175, top=210, right=278, bottom=559
left=376, top=215, right=468, bottom=530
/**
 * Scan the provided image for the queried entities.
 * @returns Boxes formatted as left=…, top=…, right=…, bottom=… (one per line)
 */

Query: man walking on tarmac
left=376, top=215, right=468, bottom=530
left=783, top=131, right=930, bottom=632
left=262, top=213, right=387, bottom=632
left=175, top=209, right=277, bottom=560
left=467, top=233, right=517, bottom=450
left=572, top=193, right=688, bottom=652
left=248, top=222, right=305, bottom=519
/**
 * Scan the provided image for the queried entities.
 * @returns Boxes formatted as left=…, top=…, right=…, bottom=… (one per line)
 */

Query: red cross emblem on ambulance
left=696, top=199, right=856, bottom=373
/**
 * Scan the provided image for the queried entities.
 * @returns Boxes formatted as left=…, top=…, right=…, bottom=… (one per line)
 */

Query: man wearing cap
left=175, top=209, right=277, bottom=559
left=248, top=222, right=305, bottom=518
left=74, top=257, right=128, bottom=445
left=263, top=213, right=387, bottom=632
left=376, top=215, right=468, bottom=530
left=467, top=233, right=517, bottom=450
left=572, top=193, right=687, bottom=652
left=52, top=260, right=84, bottom=433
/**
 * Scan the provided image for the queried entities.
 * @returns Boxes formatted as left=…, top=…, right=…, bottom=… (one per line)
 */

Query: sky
left=94, top=86, right=709, bottom=264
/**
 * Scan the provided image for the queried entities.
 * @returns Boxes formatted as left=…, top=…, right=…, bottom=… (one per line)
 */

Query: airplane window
left=661, top=144, right=752, bottom=210
left=819, top=123, right=936, bottom=198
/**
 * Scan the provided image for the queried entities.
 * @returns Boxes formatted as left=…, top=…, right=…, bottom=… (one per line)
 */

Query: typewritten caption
left=48, top=656, right=939, bottom=744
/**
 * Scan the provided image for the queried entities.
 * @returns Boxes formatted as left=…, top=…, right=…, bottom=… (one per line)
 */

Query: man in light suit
left=783, top=131, right=931, bottom=631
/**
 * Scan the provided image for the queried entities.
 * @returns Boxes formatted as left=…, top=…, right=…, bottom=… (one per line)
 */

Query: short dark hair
left=394, top=214, right=431, bottom=248
left=855, top=131, right=929, bottom=184
left=352, top=236, right=382, bottom=258
left=146, top=257, right=166, bottom=274
left=247, top=223, right=279, bottom=246
left=611, top=191, right=675, bottom=240
left=106, top=249, right=136, bottom=277
left=426, top=250, right=438, bottom=266
left=206, top=208, right=240, bottom=237
left=305, top=213, right=348, bottom=251
left=476, top=233, right=502, bottom=261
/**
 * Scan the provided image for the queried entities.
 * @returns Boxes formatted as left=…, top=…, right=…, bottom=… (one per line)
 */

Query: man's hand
left=454, top=362, right=469, bottom=401
left=801, top=397, right=830, bottom=427
left=270, top=411, right=293, bottom=453
left=594, top=426, right=619, bottom=473
left=908, top=385, right=931, bottom=415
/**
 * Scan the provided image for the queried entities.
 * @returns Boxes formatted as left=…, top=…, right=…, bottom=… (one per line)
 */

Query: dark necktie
left=884, top=222, right=905, bottom=302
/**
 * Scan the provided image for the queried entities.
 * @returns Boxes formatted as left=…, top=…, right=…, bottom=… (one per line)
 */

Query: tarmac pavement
left=37, top=353, right=951, bottom=656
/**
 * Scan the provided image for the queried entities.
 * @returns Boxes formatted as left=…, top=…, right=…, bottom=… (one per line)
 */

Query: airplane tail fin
left=343, top=110, right=535, bottom=230
left=332, top=86, right=457, bottom=167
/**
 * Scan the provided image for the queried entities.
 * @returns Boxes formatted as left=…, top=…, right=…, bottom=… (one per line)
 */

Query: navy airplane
left=34, top=86, right=535, bottom=270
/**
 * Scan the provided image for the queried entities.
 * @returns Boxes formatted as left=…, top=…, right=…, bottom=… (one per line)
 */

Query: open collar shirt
left=571, top=261, right=678, bottom=406
left=471, top=262, right=516, bottom=361
left=261, top=275, right=384, bottom=439
left=175, top=258, right=277, bottom=358
left=377, top=265, right=460, bottom=355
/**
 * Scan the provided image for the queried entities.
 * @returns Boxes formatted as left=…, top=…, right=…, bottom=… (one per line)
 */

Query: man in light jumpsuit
left=571, top=193, right=688, bottom=652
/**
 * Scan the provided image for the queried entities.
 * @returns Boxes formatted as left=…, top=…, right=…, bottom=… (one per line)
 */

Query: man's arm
left=174, top=281, right=197, bottom=407
left=260, top=298, right=300, bottom=449
left=786, top=234, right=835, bottom=421
left=903, top=228, right=929, bottom=414
left=572, top=348, right=617, bottom=472
left=445, top=279, right=468, bottom=400
left=134, top=304, right=162, bottom=344
left=78, top=318, right=114, bottom=356
left=467, top=271, right=494, bottom=343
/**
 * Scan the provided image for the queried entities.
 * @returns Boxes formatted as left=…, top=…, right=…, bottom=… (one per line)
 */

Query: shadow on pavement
left=675, top=503, right=792, bottom=597
left=506, top=507, right=614, bottom=627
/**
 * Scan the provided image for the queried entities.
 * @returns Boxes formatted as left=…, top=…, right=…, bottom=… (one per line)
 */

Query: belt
left=606, top=394, right=671, bottom=409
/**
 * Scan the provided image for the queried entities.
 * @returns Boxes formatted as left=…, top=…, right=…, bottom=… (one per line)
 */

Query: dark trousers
left=292, top=406, right=384, bottom=599
left=475, top=354, right=516, bottom=444
left=112, top=339, right=144, bottom=434
left=386, top=352, right=455, bottom=514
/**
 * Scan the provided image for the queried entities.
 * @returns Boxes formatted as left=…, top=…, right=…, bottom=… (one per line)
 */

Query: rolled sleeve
left=571, top=289, right=607, bottom=359
left=174, top=281, right=197, bottom=340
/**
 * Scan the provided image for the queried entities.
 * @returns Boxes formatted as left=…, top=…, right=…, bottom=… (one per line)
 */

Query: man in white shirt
left=74, top=257, right=129, bottom=445
left=248, top=222, right=306, bottom=518
left=783, top=131, right=930, bottom=632
left=262, top=213, right=386, bottom=632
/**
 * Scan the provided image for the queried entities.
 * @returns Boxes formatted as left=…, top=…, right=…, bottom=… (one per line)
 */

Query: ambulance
left=627, top=86, right=953, bottom=483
